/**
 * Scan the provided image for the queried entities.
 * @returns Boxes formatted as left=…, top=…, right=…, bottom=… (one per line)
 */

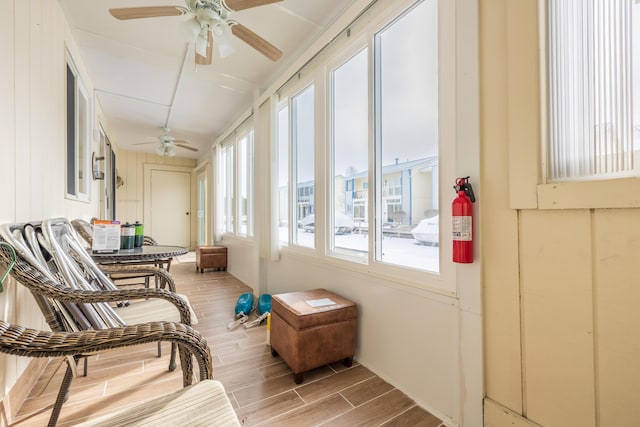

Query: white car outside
left=411, top=215, right=439, bottom=246
left=301, top=213, right=355, bottom=234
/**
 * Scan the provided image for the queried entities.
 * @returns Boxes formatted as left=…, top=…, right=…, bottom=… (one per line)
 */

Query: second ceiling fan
left=133, top=127, right=199, bottom=157
left=109, top=0, right=283, bottom=65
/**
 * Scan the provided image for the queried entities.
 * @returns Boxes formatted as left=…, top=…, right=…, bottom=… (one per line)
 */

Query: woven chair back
left=0, top=220, right=125, bottom=332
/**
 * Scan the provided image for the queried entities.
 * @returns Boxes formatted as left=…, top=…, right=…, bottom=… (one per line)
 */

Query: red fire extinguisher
left=452, top=177, right=475, bottom=263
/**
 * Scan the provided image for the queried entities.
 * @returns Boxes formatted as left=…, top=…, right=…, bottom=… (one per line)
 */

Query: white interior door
left=150, top=169, right=191, bottom=247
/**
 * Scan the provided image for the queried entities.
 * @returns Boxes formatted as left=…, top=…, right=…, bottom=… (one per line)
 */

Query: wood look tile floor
left=11, top=261, right=444, bottom=426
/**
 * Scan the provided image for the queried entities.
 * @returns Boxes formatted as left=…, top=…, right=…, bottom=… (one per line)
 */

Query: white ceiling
left=58, top=0, right=358, bottom=158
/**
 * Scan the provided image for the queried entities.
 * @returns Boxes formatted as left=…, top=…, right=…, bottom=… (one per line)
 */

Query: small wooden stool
left=195, top=245, right=227, bottom=273
left=270, top=289, right=357, bottom=384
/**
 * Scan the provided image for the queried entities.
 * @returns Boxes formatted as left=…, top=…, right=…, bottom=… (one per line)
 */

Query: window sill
left=537, top=177, right=640, bottom=209
left=65, top=194, right=91, bottom=203
left=279, top=245, right=457, bottom=299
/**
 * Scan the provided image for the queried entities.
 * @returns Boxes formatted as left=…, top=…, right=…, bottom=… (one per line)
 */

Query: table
left=90, top=245, right=188, bottom=288
left=90, top=245, right=188, bottom=265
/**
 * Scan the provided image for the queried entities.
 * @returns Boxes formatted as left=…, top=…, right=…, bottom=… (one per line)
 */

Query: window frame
left=220, top=141, right=234, bottom=234
left=369, top=0, right=454, bottom=287
left=326, top=39, right=370, bottom=262
left=236, top=127, right=254, bottom=237
left=65, top=53, right=92, bottom=202
left=218, top=120, right=255, bottom=239
left=544, top=0, right=638, bottom=184
left=276, top=98, right=290, bottom=245
left=286, top=78, right=319, bottom=250
left=514, top=0, right=640, bottom=210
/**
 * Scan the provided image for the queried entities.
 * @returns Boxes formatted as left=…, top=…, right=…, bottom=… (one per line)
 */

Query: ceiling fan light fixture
left=212, top=21, right=234, bottom=57
left=195, top=30, right=210, bottom=56
left=156, top=145, right=166, bottom=156
left=179, top=17, right=201, bottom=40
left=167, top=146, right=177, bottom=157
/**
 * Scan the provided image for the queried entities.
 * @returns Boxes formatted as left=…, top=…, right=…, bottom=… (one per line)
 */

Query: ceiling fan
left=109, top=0, right=284, bottom=65
left=133, top=127, right=199, bottom=156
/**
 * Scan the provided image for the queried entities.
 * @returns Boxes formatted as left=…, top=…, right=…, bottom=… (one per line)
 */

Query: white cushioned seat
left=76, top=380, right=239, bottom=426
left=118, top=293, right=198, bottom=325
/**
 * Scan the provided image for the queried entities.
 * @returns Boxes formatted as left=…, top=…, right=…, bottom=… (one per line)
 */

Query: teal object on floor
left=235, top=293, right=254, bottom=315
left=258, top=294, right=272, bottom=315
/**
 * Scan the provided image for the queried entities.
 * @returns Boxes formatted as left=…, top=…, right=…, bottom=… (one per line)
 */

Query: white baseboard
left=484, top=398, right=543, bottom=427
left=1, top=358, right=48, bottom=425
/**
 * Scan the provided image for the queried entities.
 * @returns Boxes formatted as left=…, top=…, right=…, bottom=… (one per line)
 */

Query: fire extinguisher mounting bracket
left=453, top=177, right=475, bottom=203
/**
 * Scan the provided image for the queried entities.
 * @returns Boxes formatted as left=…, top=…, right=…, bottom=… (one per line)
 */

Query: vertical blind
left=548, top=0, right=636, bottom=181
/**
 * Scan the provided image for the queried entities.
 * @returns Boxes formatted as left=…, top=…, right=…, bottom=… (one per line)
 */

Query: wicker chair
left=0, top=319, right=239, bottom=426
left=3, top=219, right=197, bottom=364
left=0, top=222, right=200, bottom=425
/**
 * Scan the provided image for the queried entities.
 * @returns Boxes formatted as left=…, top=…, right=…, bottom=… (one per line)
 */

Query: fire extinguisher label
left=452, top=216, right=472, bottom=241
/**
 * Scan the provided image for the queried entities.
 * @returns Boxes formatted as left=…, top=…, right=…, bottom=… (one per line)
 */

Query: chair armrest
left=5, top=252, right=192, bottom=324
left=0, top=320, right=213, bottom=381
left=56, top=287, right=193, bottom=325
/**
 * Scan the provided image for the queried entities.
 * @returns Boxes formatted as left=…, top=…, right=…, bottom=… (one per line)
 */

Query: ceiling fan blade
left=175, top=144, right=199, bottom=152
left=195, top=31, right=213, bottom=65
left=132, top=142, right=157, bottom=146
left=231, top=23, right=282, bottom=61
left=109, top=6, right=185, bottom=20
left=224, top=0, right=283, bottom=11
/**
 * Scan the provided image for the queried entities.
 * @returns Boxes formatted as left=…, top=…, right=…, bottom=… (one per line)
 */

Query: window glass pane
left=237, top=135, right=247, bottom=236
left=375, top=0, right=439, bottom=272
left=77, top=83, right=90, bottom=197
left=198, top=173, right=206, bottom=245
left=331, top=48, right=368, bottom=258
left=548, top=0, right=639, bottom=181
left=292, top=84, right=315, bottom=248
left=222, top=144, right=234, bottom=233
left=66, top=65, right=76, bottom=196
left=220, top=146, right=228, bottom=232
left=635, top=3, right=640, bottom=158
left=66, top=59, right=91, bottom=201
left=278, top=104, right=289, bottom=243
left=237, top=130, right=254, bottom=237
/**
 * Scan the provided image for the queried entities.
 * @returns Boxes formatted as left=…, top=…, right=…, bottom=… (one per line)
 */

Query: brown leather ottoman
left=270, top=289, right=357, bottom=384
left=195, top=245, right=227, bottom=273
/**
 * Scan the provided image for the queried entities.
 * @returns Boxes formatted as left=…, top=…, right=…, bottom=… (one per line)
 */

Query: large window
left=66, top=57, right=91, bottom=201
left=276, top=0, right=442, bottom=275
left=547, top=0, right=640, bottom=181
